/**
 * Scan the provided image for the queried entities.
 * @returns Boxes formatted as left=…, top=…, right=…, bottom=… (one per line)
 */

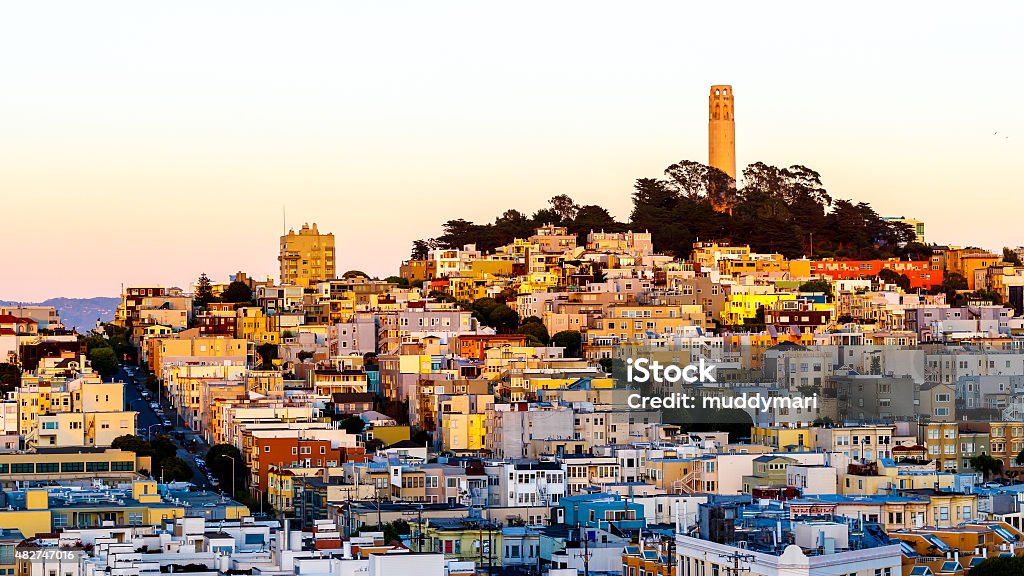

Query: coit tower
left=708, top=85, right=736, bottom=179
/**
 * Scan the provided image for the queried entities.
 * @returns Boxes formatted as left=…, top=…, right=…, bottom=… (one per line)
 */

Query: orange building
left=455, top=334, right=529, bottom=360
left=811, top=259, right=943, bottom=289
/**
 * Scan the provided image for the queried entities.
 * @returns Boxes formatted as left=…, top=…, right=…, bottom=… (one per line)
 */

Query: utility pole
left=718, top=551, right=754, bottom=575
left=582, top=527, right=590, bottom=576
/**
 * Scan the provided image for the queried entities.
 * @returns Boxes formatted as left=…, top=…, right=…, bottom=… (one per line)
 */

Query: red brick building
left=252, top=435, right=368, bottom=493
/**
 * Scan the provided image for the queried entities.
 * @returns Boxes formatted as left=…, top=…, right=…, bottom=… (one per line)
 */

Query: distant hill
left=0, top=297, right=119, bottom=331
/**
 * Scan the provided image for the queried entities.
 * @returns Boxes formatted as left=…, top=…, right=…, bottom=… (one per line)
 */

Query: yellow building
left=585, top=304, right=703, bottom=351
left=0, top=482, right=190, bottom=538
left=147, top=332, right=248, bottom=378
left=438, top=395, right=494, bottom=452
left=751, top=426, right=812, bottom=451
left=279, top=222, right=336, bottom=289
left=723, top=292, right=797, bottom=325
left=366, top=424, right=411, bottom=447
left=18, top=380, right=136, bottom=449
left=413, top=518, right=503, bottom=564
left=443, top=275, right=493, bottom=302
left=0, top=448, right=150, bottom=486
left=267, top=467, right=295, bottom=514
left=236, top=307, right=281, bottom=344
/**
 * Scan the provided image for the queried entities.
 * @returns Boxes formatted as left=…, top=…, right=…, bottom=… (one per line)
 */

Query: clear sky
left=1, top=1, right=1021, bottom=301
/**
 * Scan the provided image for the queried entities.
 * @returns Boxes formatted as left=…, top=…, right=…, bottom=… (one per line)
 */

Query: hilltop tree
left=411, top=239, right=431, bottom=260
left=567, top=205, right=621, bottom=240
left=1003, top=247, right=1022, bottom=266
left=420, top=158, right=914, bottom=265
left=548, top=194, right=578, bottom=222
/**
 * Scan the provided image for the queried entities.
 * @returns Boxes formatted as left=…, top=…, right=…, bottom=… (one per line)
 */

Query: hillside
left=0, top=297, right=119, bottom=331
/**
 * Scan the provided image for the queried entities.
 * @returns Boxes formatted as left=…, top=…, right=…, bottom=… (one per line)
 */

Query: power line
left=718, top=551, right=755, bottom=576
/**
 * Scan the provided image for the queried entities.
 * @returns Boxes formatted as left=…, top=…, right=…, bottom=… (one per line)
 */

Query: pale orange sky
left=1, top=1, right=1022, bottom=300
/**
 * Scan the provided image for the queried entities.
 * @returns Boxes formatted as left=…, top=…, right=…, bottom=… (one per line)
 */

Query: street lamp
left=225, top=454, right=237, bottom=499
left=146, top=423, right=160, bottom=440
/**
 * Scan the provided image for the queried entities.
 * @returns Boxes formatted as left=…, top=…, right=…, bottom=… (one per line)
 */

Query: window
left=61, top=462, right=85, bottom=473
left=37, top=462, right=59, bottom=473
left=86, top=461, right=109, bottom=472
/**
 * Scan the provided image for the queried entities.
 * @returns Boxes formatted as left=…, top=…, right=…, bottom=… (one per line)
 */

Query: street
left=117, top=366, right=213, bottom=489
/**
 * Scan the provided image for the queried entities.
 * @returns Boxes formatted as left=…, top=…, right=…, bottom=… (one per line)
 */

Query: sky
left=1, top=1, right=1022, bottom=301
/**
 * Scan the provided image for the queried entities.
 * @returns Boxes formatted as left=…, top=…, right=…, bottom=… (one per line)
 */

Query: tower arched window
left=714, top=105, right=720, bottom=120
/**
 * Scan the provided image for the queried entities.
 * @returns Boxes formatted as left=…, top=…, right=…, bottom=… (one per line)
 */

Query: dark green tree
left=970, top=454, right=1003, bottom=480
left=207, top=444, right=248, bottom=492
left=194, top=273, right=215, bottom=309
left=1003, top=247, right=1022, bottom=266
left=340, top=416, right=365, bottom=435
left=384, top=276, right=409, bottom=288
left=111, top=435, right=150, bottom=455
left=488, top=304, right=520, bottom=334
left=342, top=270, right=369, bottom=279
left=550, top=330, right=582, bottom=358
left=968, top=556, right=1024, bottom=575
left=878, top=268, right=911, bottom=291
left=517, top=317, right=549, bottom=344
left=411, top=240, right=431, bottom=260
left=567, top=205, right=622, bottom=241
left=798, top=279, right=834, bottom=301
left=942, top=272, right=969, bottom=293
left=160, top=457, right=195, bottom=482
left=220, top=281, right=253, bottom=304
left=0, top=363, right=21, bottom=392
left=1016, top=449, right=1024, bottom=466
left=255, top=343, right=278, bottom=370
left=548, top=194, right=578, bottom=222
left=88, top=347, right=119, bottom=379
left=470, top=298, right=500, bottom=325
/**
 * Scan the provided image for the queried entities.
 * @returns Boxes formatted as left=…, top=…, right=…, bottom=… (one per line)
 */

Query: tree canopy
left=550, top=330, right=582, bottom=358
left=220, top=280, right=254, bottom=304
left=206, top=443, right=248, bottom=493
left=421, top=160, right=914, bottom=261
